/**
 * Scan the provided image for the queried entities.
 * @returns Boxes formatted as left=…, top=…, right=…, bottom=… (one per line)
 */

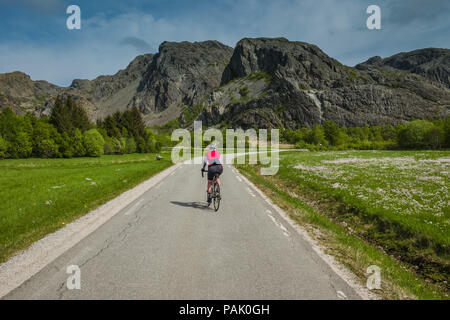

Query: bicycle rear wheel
left=213, top=181, right=221, bottom=212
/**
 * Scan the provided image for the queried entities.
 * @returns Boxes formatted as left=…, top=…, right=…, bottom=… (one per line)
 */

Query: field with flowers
left=236, top=150, right=449, bottom=297
left=283, top=150, right=449, bottom=246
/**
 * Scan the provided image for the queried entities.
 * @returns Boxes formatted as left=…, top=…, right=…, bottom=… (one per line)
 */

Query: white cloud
left=1, top=0, right=448, bottom=86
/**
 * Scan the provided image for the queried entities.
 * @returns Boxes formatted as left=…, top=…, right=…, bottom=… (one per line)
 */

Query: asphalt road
left=4, top=162, right=361, bottom=299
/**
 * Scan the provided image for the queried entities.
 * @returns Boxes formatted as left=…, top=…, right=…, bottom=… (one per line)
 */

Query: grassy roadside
left=0, top=152, right=173, bottom=263
left=235, top=156, right=448, bottom=299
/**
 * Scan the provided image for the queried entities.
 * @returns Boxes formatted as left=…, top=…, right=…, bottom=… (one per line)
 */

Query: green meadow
left=0, top=153, right=172, bottom=263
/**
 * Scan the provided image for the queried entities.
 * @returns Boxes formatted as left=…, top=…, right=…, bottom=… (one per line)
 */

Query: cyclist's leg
left=207, top=167, right=214, bottom=193
left=216, top=164, right=223, bottom=185
left=207, top=180, right=213, bottom=193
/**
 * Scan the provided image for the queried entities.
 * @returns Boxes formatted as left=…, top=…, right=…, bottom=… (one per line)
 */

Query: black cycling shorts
left=208, top=164, right=223, bottom=181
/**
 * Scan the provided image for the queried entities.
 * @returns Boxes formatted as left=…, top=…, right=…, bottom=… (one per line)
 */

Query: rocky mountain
left=199, top=38, right=450, bottom=128
left=129, top=40, right=233, bottom=125
left=69, top=53, right=155, bottom=119
left=356, top=48, right=450, bottom=88
left=0, top=38, right=448, bottom=129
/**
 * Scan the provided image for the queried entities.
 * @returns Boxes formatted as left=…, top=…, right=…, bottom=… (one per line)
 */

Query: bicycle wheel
left=213, top=181, right=221, bottom=212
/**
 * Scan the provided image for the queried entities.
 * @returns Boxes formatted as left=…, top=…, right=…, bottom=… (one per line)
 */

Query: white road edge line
left=267, top=213, right=290, bottom=237
left=245, top=187, right=256, bottom=197
left=233, top=165, right=378, bottom=300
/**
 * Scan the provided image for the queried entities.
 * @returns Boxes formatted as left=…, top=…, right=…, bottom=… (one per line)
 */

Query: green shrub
left=9, top=131, right=32, bottom=158
left=102, top=136, right=115, bottom=155
left=112, top=137, right=126, bottom=154
left=398, top=120, right=435, bottom=149
left=83, top=129, right=104, bottom=157
left=423, top=126, right=445, bottom=149
left=0, top=135, right=7, bottom=159
left=125, top=137, right=137, bottom=154
left=37, top=139, right=59, bottom=158
left=57, top=132, right=74, bottom=158
left=72, top=129, right=86, bottom=157
left=305, top=125, right=327, bottom=145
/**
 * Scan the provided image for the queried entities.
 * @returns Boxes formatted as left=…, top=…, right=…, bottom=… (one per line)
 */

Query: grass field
left=281, top=150, right=449, bottom=246
left=0, top=153, right=172, bottom=263
left=236, top=150, right=449, bottom=299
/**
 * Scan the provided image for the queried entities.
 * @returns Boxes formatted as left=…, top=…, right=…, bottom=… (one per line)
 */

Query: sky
left=0, top=0, right=448, bottom=86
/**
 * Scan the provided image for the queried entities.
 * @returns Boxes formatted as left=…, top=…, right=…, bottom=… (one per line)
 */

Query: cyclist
left=202, top=142, right=223, bottom=204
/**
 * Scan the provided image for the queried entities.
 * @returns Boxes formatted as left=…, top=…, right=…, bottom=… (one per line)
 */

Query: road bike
left=201, top=168, right=221, bottom=212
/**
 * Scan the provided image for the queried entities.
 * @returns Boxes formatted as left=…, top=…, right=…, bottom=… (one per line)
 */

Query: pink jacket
left=205, top=150, right=221, bottom=166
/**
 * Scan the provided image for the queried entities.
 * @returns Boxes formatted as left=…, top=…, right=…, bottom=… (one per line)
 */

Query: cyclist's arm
left=202, top=155, right=207, bottom=171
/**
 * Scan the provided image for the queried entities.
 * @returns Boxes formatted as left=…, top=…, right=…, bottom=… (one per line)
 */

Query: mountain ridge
left=1, top=38, right=449, bottom=128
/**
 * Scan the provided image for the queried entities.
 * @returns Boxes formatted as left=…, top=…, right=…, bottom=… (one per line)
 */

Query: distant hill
left=1, top=38, right=449, bottom=128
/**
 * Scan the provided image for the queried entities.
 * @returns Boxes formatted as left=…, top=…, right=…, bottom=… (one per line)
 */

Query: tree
left=11, top=131, right=32, bottom=158
left=35, top=139, right=59, bottom=158
left=0, top=135, right=7, bottom=159
left=69, top=96, right=91, bottom=132
left=31, top=117, right=60, bottom=157
left=1, top=110, right=33, bottom=158
left=83, top=129, right=104, bottom=157
left=370, top=125, right=383, bottom=141
left=323, top=120, right=345, bottom=146
left=125, top=137, right=137, bottom=154
left=58, top=132, right=74, bottom=158
left=50, top=96, right=72, bottom=133
left=102, top=135, right=114, bottom=155
left=101, top=115, right=121, bottom=138
left=72, top=128, right=86, bottom=157
left=397, top=120, right=435, bottom=149
left=146, top=128, right=159, bottom=152
left=305, top=125, right=327, bottom=145
left=135, top=136, right=147, bottom=153
left=50, top=95, right=91, bottom=133
left=121, top=107, right=147, bottom=140
left=381, top=124, right=396, bottom=141
left=423, top=126, right=445, bottom=149
left=443, top=116, right=450, bottom=148
left=112, top=137, right=126, bottom=154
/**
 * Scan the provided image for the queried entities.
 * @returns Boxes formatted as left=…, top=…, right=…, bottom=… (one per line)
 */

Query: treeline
left=281, top=118, right=450, bottom=150
left=0, top=96, right=161, bottom=159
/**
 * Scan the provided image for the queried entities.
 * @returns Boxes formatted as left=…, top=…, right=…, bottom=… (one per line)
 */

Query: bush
left=125, top=137, right=137, bottom=154
left=35, top=139, right=59, bottom=158
left=443, top=117, right=450, bottom=148
left=398, top=120, right=436, bottom=149
left=111, top=137, right=126, bottom=154
left=423, top=126, right=445, bottom=149
left=31, top=118, right=61, bottom=157
left=305, top=125, right=327, bottom=145
left=102, top=136, right=114, bottom=155
left=9, top=131, right=32, bottom=158
left=0, top=135, right=7, bottom=159
left=83, top=129, right=104, bottom=157
left=72, top=129, right=86, bottom=157
left=323, top=120, right=344, bottom=146
left=58, top=132, right=74, bottom=158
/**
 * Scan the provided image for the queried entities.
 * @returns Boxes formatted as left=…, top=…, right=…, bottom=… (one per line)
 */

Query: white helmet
left=209, top=142, right=217, bottom=151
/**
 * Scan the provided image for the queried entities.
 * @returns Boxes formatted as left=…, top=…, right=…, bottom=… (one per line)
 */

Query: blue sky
left=0, top=0, right=449, bottom=86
